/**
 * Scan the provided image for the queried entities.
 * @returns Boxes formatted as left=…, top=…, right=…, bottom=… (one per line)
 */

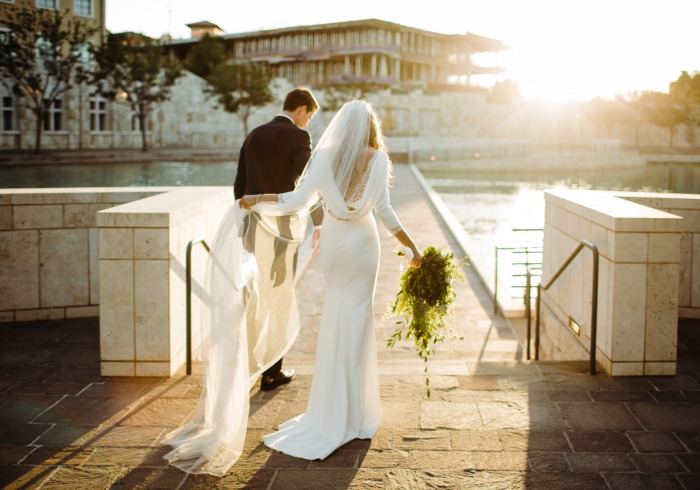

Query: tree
left=184, top=33, right=225, bottom=80
left=0, top=6, right=97, bottom=153
left=636, top=91, right=686, bottom=148
left=583, top=97, right=625, bottom=139
left=92, top=33, right=182, bottom=151
left=205, top=61, right=273, bottom=136
left=670, top=71, right=700, bottom=147
left=322, top=82, right=383, bottom=111
left=488, top=79, right=521, bottom=105
left=615, top=92, right=647, bottom=148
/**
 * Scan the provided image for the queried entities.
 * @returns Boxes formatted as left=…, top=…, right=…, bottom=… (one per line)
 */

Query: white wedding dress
left=162, top=101, right=404, bottom=474
left=263, top=148, right=402, bottom=460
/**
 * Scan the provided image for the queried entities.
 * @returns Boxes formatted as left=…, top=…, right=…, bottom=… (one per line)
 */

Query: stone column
left=98, top=187, right=232, bottom=376
left=540, top=189, right=682, bottom=376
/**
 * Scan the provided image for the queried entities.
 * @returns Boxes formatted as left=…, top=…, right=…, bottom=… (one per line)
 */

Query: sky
left=106, top=0, right=700, bottom=102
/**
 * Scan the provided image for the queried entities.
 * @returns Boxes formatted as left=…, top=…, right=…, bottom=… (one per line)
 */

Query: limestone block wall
left=541, top=190, right=682, bottom=376
left=97, top=187, right=232, bottom=377
left=0, top=188, right=173, bottom=323
left=614, top=192, right=700, bottom=319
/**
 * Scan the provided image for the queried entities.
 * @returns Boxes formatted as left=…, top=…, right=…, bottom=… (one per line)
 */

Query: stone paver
left=0, top=166, right=699, bottom=488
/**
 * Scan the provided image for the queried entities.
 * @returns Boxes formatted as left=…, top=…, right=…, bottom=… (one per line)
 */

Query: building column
left=344, top=55, right=350, bottom=76
left=395, top=59, right=401, bottom=83
left=371, top=54, right=377, bottom=77
left=355, top=55, right=362, bottom=77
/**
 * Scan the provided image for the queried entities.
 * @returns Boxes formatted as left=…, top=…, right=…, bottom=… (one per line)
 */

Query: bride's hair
left=368, top=104, right=386, bottom=151
left=365, top=102, right=393, bottom=181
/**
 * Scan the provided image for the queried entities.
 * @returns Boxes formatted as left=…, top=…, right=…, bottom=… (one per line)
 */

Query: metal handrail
left=494, top=228, right=543, bottom=315
left=186, top=237, right=210, bottom=375
left=531, top=240, right=599, bottom=374
left=495, top=245, right=540, bottom=313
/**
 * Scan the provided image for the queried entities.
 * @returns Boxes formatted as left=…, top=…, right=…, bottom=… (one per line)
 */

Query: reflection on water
left=1, top=161, right=238, bottom=188
left=422, top=164, right=700, bottom=283
left=3, top=160, right=699, bottom=245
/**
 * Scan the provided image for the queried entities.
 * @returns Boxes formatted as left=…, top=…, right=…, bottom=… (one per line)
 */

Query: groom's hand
left=312, top=227, right=321, bottom=256
left=270, top=238, right=288, bottom=287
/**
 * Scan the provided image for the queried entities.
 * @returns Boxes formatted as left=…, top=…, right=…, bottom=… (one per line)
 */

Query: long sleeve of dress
left=277, top=166, right=322, bottom=213
left=374, top=183, right=403, bottom=234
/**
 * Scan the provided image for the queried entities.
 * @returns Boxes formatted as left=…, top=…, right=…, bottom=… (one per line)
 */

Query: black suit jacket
left=234, top=116, right=312, bottom=199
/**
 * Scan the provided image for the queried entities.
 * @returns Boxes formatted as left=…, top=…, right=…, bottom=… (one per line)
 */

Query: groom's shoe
left=261, top=369, right=295, bottom=391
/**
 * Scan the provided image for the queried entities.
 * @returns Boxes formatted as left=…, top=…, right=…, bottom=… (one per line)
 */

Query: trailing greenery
left=385, top=246, right=465, bottom=398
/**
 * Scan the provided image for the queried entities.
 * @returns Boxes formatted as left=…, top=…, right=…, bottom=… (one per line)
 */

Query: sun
left=504, top=48, right=619, bottom=103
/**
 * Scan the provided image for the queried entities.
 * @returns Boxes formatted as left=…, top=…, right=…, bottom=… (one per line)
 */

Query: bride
left=241, top=99, right=422, bottom=460
left=162, top=100, right=421, bottom=475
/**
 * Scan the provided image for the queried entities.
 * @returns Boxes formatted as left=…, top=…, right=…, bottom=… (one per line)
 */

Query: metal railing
left=529, top=240, right=600, bottom=375
left=494, top=228, right=543, bottom=315
left=185, top=237, right=210, bottom=375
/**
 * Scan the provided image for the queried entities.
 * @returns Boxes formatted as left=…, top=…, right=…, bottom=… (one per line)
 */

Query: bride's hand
left=408, top=253, right=422, bottom=268
left=239, top=195, right=258, bottom=210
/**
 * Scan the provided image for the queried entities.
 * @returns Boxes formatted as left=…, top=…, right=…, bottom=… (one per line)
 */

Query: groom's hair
left=283, top=88, right=319, bottom=112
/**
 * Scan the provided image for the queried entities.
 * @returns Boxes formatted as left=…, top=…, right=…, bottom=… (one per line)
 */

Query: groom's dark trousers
left=234, top=115, right=313, bottom=380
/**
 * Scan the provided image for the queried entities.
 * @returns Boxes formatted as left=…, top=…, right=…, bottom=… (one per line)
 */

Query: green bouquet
left=385, top=246, right=465, bottom=398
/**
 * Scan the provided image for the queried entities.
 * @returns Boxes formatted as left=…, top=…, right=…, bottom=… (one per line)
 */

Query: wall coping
left=0, top=187, right=179, bottom=205
left=96, top=186, right=231, bottom=228
left=545, top=189, right=683, bottom=232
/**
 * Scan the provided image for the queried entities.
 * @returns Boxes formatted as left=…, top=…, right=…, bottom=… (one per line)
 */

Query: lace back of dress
left=347, top=151, right=378, bottom=203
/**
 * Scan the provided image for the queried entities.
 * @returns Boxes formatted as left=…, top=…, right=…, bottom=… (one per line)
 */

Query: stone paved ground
left=1, top=166, right=700, bottom=489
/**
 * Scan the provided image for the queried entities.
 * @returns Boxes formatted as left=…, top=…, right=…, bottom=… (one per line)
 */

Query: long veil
left=162, top=99, right=385, bottom=476
left=162, top=202, right=309, bottom=476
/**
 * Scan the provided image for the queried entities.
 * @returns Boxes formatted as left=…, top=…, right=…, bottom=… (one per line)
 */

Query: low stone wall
left=540, top=190, right=689, bottom=376
left=0, top=187, right=175, bottom=322
left=97, top=187, right=232, bottom=377
left=615, top=192, right=700, bottom=319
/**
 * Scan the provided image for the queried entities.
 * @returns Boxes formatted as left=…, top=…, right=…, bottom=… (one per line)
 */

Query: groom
left=234, top=87, right=320, bottom=391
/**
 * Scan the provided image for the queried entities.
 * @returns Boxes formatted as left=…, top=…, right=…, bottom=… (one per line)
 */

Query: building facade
left=0, top=0, right=107, bottom=150
left=0, top=13, right=510, bottom=151
left=165, top=18, right=507, bottom=91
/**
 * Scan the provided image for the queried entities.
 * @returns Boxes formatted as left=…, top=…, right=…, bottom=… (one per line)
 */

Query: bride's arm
left=374, top=164, right=421, bottom=267
left=240, top=166, right=322, bottom=212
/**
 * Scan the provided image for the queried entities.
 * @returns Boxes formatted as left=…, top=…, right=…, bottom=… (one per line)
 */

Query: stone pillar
left=540, top=190, right=682, bottom=376
left=98, top=187, right=232, bottom=376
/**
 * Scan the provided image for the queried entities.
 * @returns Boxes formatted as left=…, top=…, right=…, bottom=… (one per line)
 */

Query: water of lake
left=2, top=159, right=698, bottom=263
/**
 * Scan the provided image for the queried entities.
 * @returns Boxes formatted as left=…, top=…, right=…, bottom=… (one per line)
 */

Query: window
left=74, top=0, right=93, bottom=17
left=89, top=95, right=107, bottom=131
left=36, top=0, right=58, bottom=9
left=0, top=28, right=10, bottom=49
left=1, top=96, right=14, bottom=131
left=43, top=98, right=63, bottom=131
left=36, top=37, right=56, bottom=69
left=74, top=42, right=91, bottom=63
left=131, top=113, right=141, bottom=132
